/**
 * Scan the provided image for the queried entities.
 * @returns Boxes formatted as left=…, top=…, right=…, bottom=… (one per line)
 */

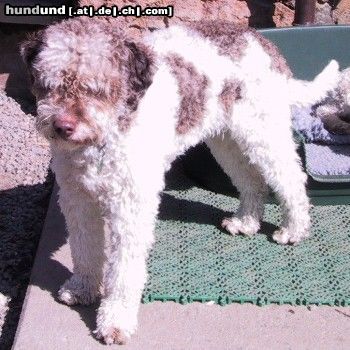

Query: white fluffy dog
left=21, top=17, right=339, bottom=344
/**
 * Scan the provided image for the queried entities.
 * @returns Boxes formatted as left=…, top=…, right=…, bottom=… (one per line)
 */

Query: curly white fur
left=22, top=19, right=340, bottom=344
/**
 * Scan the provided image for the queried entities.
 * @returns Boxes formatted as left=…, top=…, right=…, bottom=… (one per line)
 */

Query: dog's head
left=21, top=17, right=154, bottom=150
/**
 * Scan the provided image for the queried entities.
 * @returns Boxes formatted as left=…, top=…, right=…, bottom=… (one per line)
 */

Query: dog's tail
left=288, top=60, right=340, bottom=107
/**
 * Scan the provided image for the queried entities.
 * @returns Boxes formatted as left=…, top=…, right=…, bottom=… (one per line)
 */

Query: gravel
left=0, top=90, right=53, bottom=349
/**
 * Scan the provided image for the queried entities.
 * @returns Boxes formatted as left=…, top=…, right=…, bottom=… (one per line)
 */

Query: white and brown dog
left=21, top=17, right=339, bottom=344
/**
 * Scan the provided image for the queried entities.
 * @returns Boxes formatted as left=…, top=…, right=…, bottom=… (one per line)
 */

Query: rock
left=333, top=0, right=350, bottom=24
left=274, top=3, right=294, bottom=27
left=315, top=1, right=333, bottom=25
left=78, top=0, right=350, bottom=32
left=79, top=0, right=251, bottom=33
left=281, top=0, right=295, bottom=9
left=201, top=0, right=250, bottom=24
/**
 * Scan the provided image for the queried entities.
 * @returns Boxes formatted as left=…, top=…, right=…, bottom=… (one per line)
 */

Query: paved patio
left=12, top=187, right=350, bottom=349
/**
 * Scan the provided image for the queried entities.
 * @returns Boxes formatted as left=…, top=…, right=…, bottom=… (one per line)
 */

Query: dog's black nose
left=53, top=118, right=76, bottom=138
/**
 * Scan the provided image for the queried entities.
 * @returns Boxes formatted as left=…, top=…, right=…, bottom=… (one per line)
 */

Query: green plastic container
left=182, top=26, right=350, bottom=205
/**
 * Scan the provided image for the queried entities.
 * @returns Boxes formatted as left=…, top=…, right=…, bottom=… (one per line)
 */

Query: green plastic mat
left=143, top=161, right=350, bottom=306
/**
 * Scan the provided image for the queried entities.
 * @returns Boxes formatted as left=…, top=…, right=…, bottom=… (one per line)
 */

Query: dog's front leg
left=57, top=187, right=105, bottom=306
left=95, top=188, right=159, bottom=345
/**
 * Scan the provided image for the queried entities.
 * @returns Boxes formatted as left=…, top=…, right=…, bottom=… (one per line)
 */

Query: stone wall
left=79, top=0, right=350, bottom=36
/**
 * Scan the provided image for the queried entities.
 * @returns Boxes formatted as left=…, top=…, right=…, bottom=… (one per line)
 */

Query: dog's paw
left=57, top=274, right=99, bottom=306
left=222, top=216, right=260, bottom=237
left=95, top=300, right=137, bottom=345
left=272, top=227, right=310, bottom=245
left=95, top=327, right=128, bottom=345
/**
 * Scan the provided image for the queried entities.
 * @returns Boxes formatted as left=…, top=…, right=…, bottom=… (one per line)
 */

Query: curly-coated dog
left=21, top=17, right=339, bottom=344
left=312, top=67, right=350, bottom=135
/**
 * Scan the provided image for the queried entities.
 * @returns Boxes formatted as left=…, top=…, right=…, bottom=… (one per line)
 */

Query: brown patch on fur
left=166, top=54, right=208, bottom=134
left=219, top=79, right=243, bottom=116
left=117, top=41, right=155, bottom=132
left=125, top=41, right=154, bottom=110
left=187, top=20, right=292, bottom=77
left=21, top=30, right=44, bottom=68
left=253, top=33, right=292, bottom=77
left=187, top=20, right=250, bottom=62
left=20, top=30, right=45, bottom=86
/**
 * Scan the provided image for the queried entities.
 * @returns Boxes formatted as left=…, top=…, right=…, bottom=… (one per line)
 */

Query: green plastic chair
left=182, top=26, right=350, bottom=205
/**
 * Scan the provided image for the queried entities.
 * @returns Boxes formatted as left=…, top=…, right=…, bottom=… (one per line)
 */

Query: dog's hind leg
left=206, top=133, right=268, bottom=237
left=227, top=103, right=311, bottom=245
left=57, top=188, right=105, bottom=306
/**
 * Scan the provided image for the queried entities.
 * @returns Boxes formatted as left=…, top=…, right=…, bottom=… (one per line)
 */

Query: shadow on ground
left=0, top=173, right=54, bottom=349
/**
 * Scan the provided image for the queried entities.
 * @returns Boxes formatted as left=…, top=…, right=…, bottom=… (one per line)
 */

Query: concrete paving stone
left=13, top=186, right=350, bottom=350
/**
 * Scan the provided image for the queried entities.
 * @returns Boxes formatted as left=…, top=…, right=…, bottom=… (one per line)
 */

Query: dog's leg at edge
left=94, top=183, right=160, bottom=345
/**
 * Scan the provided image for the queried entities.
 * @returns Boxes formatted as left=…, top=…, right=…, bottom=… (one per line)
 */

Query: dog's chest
left=53, top=146, right=125, bottom=199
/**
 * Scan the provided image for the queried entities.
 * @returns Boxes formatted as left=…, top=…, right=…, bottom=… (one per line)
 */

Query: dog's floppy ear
left=20, top=30, right=44, bottom=72
left=125, top=41, right=154, bottom=110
